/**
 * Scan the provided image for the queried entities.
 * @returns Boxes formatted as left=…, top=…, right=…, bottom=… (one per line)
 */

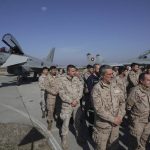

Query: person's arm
left=126, top=88, right=136, bottom=111
left=118, top=92, right=126, bottom=117
left=38, top=76, right=45, bottom=90
left=128, top=73, right=138, bottom=86
left=58, top=80, right=72, bottom=104
left=92, top=84, right=115, bottom=124
left=44, top=77, right=58, bottom=96
left=86, top=76, right=93, bottom=93
left=76, top=79, right=84, bottom=102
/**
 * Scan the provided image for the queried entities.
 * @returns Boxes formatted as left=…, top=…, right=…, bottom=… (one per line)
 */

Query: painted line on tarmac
left=0, top=103, right=62, bottom=150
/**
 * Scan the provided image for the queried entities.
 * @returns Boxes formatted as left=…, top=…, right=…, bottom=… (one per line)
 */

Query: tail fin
left=46, top=48, right=55, bottom=63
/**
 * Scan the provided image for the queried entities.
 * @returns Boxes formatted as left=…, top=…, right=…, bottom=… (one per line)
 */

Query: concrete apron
left=0, top=123, right=51, bottom=150
left=0, top=103, right=62, bottom=150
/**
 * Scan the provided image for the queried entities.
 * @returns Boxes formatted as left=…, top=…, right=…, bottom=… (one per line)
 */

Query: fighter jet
left=86, top=53, right=104, bottom=65
left=87, top=50, right=150, bottom=66
left=0, top=33, right=55, bottom=85
left=125, top=50, right=150, bottom=65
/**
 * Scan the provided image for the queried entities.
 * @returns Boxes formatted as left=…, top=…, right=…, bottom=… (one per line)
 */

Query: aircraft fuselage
left=0, top=52, right=10, bottom=65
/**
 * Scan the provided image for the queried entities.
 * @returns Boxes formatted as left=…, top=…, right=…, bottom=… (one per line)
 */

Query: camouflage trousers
left=129, top=122, right=150, bottom=150
left=47, top=95, right=56, bottom=122
left=60, top=103, right=82, bottom=137
left=40, top=90, right=47, bottom=112
left=92, top=126, right=119, bottom=150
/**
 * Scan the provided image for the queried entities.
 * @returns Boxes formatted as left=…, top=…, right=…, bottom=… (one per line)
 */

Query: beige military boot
left=61, top=135, right=69, bottom=150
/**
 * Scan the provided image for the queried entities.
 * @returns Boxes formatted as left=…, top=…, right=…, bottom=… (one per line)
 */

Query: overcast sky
left=0, top=0, right=150, bottom=65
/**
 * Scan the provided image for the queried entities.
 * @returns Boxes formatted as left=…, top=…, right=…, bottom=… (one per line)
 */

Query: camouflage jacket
left=59, top=75, right=83, bottom=104
left=127, top=84, right=150, bottom=123
left=114, top=75, right=128, bottom=99
left=128, top=70, right=140, bottom=87
left=38, top=74, right=47, bottom=90
left=113, top=71, right=118, bottom=77
left=92, top=81, right=125, bottom=129
left=44, top=74, right=59, bottom=96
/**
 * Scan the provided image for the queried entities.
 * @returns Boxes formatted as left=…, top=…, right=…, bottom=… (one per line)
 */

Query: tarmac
left=0, top=123, right=51, bottom=150
left=0, top=75, right=129, bottom=150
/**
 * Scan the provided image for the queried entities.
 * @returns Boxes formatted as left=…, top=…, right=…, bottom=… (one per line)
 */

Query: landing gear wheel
left=17, top=76, right=22, bottom=86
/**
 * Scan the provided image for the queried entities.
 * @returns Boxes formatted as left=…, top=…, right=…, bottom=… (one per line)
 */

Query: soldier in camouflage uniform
left=126, top=72, right=150, bottom=150
left=59, top=65, right=83, bottom=150
left=114, top=66, right=128, bottom=100
left=125, top=65, right=131, bottom=76
left=83, top=64, right=94, bottom=81
left=38, top=67, right=49, bottom=118
left=112, top=66, right=119, bottom=77
left=44, top=66, right=59, bottom=130
left=127, top=63, right=141, bottom=94
left=92, top=65, right=126, bottom=150
left=146, top=65, right=150, bottom=74
left=75, top=68, right=84, bottom=85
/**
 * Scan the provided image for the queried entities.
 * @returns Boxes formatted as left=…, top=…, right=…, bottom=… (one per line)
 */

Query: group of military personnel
left=38, top=63, right=150, bottom=150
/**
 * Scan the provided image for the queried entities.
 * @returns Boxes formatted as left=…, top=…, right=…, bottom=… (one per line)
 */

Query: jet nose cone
left=0, top=53, right=8, bottom=65
left=0, top=55, right=4, bottom=65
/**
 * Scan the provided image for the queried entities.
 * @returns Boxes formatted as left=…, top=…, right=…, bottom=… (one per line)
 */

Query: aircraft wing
left=105, top=59, right=150, bottom=66
left=97, top=60, right=123, bottom=66
left=121, top=58, right=150, bottom=65
left=130, top=60, right=150, bottom=64
left=1, top=54, right=28, bottom=67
